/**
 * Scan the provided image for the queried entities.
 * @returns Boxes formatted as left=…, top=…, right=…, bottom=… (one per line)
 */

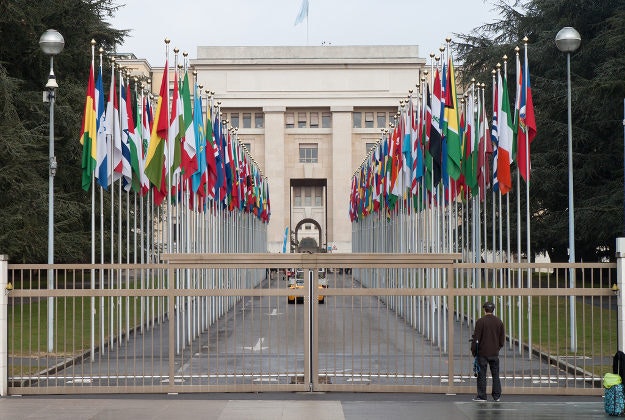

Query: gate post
left=616, top=238, right=625, bottom=351
left=0, top=254, right=8, bottom=396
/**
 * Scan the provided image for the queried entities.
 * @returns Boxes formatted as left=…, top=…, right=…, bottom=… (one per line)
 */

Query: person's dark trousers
left=476, top=355, right=501, bottom=400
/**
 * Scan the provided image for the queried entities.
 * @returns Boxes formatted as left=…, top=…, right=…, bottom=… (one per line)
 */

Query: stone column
left=263, top=106, right=286, bottom=252
left=330, top=106, right=353, bottom=252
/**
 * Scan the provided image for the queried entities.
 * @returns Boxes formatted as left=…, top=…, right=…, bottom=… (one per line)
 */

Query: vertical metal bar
left=168, top=265, right=176, bottom=391
left=0, top=254, right=8, bottom=396
left=616, top=238, right=625, bottom=350
left=447, top=266, right=455, bottom=392
left=312, top=268, right=319, bottom=390
left=304, top=268, right=311, bottom=390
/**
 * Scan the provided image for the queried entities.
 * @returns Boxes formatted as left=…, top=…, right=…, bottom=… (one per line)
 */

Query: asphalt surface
left=0, top=392, right=607, bottom=419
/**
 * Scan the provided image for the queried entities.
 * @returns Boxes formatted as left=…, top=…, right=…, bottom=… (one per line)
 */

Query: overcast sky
left=109, top=0, right=501, bottom=65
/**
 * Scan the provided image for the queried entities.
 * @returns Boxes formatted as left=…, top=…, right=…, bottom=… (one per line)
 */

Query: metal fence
left=0, top=253, right=619, bottom=396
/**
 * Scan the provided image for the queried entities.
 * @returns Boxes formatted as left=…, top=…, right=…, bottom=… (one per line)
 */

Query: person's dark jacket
left=472, top=314, right=505, bottom=357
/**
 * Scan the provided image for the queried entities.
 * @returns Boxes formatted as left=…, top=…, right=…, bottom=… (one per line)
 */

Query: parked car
left=287, top=268, right=327, bottom=304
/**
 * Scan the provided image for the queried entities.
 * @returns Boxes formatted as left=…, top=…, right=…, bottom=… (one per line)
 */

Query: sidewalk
left=0, top=393, right=606, bottom=419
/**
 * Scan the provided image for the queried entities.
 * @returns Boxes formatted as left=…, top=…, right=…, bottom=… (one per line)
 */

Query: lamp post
left=555, top=26, right=581, bottom=352
left=39, top=29, right=64, bottom=353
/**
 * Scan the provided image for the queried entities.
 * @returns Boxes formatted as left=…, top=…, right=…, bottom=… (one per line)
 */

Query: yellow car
left=287, top=269, right=327, bottom=304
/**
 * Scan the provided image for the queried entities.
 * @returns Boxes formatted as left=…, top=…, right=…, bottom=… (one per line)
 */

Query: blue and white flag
left=294, top=0, right=309, bottom=26
left=282, top=227, right=289, bottom=253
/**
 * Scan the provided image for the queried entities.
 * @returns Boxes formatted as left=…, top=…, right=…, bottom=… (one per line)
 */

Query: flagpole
left=97, top=48, right=105, bottom=354
left=503, top=56, right=511, bottom=319
left=514, top=47, right=523, bottom=351
left=89, top=39, right=96, bottom=361
left=126, top=71, right=133, bottom=343
left=117, top=66, right=124, bottom=348
left=522, top=37, right=534, bottom=357
left=108, top=57, right=116, bottom=349
left=490, top=68, right=497, bottom=327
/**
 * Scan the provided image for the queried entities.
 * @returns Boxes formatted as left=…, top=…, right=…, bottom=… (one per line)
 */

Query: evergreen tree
left=0, top=1, right=125, bottom=262
left=455, top=0, right=625, bottom=261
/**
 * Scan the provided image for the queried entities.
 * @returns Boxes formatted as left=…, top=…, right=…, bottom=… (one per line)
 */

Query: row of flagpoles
left=73, top=40, right=270, bottom=356
left=351, top=38, right=537, bottom=355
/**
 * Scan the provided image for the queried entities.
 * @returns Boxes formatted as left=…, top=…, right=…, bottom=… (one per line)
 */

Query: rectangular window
left=377, top=112, right=386, bottom=128
left=322, top=112, right=331, bottom=128
left=242, top=112, right=251, bottom=128
left=294, top=187, right=302, bottom=206
left=286, top=112, right=295, bottom=128
left=304, top=187, right=312, bottom=206
left=310, top=112, right=319, bottom=128
left=366, top=142, right=377, bottom=154
left=314, top=187, right=322, bottom=206
left=230, top=113, right=240, bottom=128
left=365, top=112, right=374, bottom=128
left=242, top=142, right=251, bottom=153
left=299, top=143, right=318, bottom=163
left=255, top=113, right=264, bottom=128
left=298, top=112, right=307, bottom=128
left=353, top=112, right=362, bottom=128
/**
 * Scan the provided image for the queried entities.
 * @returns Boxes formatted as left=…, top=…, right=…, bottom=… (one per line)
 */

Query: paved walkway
left=0, top=393, right=606, bottom=419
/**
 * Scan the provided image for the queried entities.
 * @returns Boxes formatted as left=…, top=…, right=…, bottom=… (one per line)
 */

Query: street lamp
left=39, top=29, right=64, bottom=353
left=555, top=26, right=581, bottom=352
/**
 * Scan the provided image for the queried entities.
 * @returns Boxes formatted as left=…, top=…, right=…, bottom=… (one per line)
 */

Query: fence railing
left=0, top=253, right=620, bottom=395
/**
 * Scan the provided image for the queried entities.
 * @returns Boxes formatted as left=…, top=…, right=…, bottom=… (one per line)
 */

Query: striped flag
left=444, top=57, right=462, bottom=181
left=95, top=64, right=108, bottom=189
left=191, top=84, right=206, bottom=194
left=79, top=62, right=97, bottom=191
left=145, top=61, right=169, bottom=203
left=119, top=76, right=133, bottom=190
left=517, top=51, right=537, bottom=182
left=180, top=71, right=198, bottom=182
left=497, top=71, right=514, bottom=195
left=104, top=67, right=122, bottom=185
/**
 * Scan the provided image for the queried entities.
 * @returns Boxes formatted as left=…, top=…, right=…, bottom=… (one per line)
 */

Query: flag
left=444, top=57, right=462, bottom=181
left=512, top=55, right=522, bottom=163
left=145, top=61, right=169, bottom=202
left=217, top=118, right=228, bottom=201
left=224, top=130, right=234, bottom=201
left=79, top=62, right=97, bottom=191
left=497, top=71, right=514, bottom=195
left=95, top=64, right=108, bottom=189
left=427, top=71, right=443, bottom=189
left=402, top=107, right=413, bottom=190
left=168, top=73, right=183, bottom=194
left=294, top=0, right=309, bottom=26
left=191, top=84, right=207, bottom=194
left=104, top=67, right=122, bottom=184
left=388, top=125, right=402, bottom=209
left=139, top=95, right=152, bottom=195
left=463, top=91, right=478, bottom=193
left=206, top=105, right=218, bottom=198
left=518, top=52, right=537, bottom=182
left=119, top=76, right=133, bottom=190
left=180, top=71, right=198, bottom=182
left=440, top=63, right=448, bottom=188
left=411, top=98, right=424, bottom=194
left=477, top=93, right=493, bottom=201
left=125, top=80, right=143, bottom=193
left=491, top=78, right=499, bottom=192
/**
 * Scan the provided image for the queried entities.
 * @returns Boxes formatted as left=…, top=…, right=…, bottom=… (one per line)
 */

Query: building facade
left=122, top=45, right=426, bottom=253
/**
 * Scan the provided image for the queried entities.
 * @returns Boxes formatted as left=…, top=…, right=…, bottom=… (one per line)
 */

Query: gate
left=1, top=253, right=617, bottom=395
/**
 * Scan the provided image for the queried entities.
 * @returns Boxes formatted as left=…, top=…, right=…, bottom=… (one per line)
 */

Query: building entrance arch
left=293, top=218, right=324, bottom=253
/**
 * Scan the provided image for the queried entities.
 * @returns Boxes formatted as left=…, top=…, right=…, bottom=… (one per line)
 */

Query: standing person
left=471, top=301, right=505, bottom=402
